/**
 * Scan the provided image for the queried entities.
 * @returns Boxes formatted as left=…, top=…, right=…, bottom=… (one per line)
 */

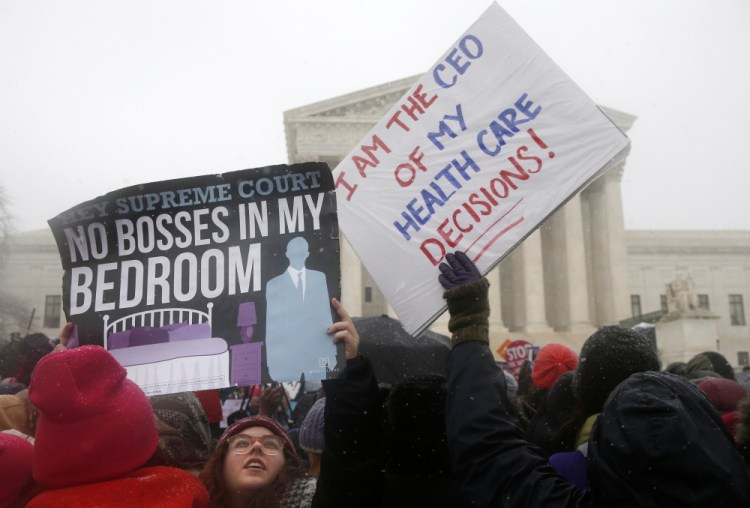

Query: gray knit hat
left=149, top=392, right=213, bottom=471
left=299, top=397, right=326, bottom=454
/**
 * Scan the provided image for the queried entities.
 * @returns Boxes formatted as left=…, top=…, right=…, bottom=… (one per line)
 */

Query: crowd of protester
left=1, top=251, right=750, bottom=506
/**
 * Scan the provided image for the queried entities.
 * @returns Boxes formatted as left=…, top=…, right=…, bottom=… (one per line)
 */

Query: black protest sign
left=48, top=163, right=341, bottom=394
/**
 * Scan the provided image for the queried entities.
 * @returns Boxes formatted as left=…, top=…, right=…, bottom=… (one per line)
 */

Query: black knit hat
left=575, top=326, right=660, bottom=415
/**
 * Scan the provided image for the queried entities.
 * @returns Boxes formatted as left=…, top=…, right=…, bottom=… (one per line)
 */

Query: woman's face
left=222, top=426, right=286, bottom=495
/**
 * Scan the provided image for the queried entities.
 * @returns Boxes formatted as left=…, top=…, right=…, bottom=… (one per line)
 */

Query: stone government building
left=3, top=76, right=749, bottom=368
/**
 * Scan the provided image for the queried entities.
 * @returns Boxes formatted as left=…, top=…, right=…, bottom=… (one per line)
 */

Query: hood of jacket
left=588, top=371, right=750, bottom=507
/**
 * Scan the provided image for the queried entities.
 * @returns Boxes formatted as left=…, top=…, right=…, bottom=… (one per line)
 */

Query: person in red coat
left=24, top=345, right=209, bottom=507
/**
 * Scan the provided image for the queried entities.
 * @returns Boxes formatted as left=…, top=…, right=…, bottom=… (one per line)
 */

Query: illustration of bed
left=103, top=303, right=230, bottom=395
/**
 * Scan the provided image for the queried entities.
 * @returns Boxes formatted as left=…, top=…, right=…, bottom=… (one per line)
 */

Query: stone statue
left=665, top=269, right=699, bottom=315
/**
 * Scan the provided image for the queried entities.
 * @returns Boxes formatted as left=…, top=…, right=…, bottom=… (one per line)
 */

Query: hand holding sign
left=438, top=251, right=482, bottom=289
left=328, top=298, right=360, bottom=360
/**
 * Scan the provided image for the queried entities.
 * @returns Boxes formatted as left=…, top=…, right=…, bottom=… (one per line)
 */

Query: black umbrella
left=352, top=314, right=451, bottom=386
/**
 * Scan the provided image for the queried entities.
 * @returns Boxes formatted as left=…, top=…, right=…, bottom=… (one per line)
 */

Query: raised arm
left=441, top=252, right=591, bottom=507
left=312, top=298, right=385, bottom=508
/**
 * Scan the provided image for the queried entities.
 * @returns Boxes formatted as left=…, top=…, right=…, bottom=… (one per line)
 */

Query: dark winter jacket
left=526, top=371, right=580, bottom=457
left=588, top=371, right=750, bottom=507
left=446, top=341, right=591, bottom=507
left=444, top=278, right=750, bottom=507
left=444, top=279, right=591, bottom=507
left=313, top=355, right=470, bottom=508
left=312, top=355, right=384, bottom=508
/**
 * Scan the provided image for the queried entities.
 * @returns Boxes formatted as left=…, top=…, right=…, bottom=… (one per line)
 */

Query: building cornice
left=626, top=229, right=750, bottom=256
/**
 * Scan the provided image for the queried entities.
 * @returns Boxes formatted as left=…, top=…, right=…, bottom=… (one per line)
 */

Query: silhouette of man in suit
left=265, top=236, right=337, bottom=382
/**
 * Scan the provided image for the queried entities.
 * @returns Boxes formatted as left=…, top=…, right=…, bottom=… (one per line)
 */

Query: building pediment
left=303, top=88, right=410, bottom=119
left=285, top=75, right=418, bottom=124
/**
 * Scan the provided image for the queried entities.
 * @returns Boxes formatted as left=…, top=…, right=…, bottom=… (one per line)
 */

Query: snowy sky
left=1, top=0, right=748, bottom=233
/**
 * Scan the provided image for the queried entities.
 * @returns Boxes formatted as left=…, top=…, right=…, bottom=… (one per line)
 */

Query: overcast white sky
left=1, top=0, right=748, bottom=233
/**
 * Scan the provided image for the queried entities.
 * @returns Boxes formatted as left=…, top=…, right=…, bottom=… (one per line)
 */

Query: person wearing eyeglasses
left=199, top=415, right=316, bottom=508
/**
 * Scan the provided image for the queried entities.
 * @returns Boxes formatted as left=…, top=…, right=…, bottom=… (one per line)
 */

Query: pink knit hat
left=29, top=345, right=159, bottom=488
left=532, top=343, right=579, bottom=390
left=0, top=432, right=33, bottom=506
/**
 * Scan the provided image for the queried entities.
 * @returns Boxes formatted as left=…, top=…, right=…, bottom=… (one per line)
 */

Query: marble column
left=554, top=195, right=595, bottom=334
left=487, top=266, right=509, bottom=336
left=498, top=257, right=517, bottom=331
left=583, top=166, right=630, bottom=326
left=511, top=229, right=553, bottom=334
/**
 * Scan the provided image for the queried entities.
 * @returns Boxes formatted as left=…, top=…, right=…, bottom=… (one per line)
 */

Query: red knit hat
left=697, top=377, right=747, bottom=413
left=219, top=415, right=298, bottom=459
left=29, top=345, right=159, bottom=488
left=532, top=343, right=579, bottom=390
left=0, top=432, right=33, bottom=506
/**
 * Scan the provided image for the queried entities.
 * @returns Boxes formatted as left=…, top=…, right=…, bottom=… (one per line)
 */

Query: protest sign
left=333, top=2, right=631, bottom=335
left=502, top=339, right=537, bottom=378
left=48, top=163, right=342, bottom=395
left=496, top=338, right=512, bottom=358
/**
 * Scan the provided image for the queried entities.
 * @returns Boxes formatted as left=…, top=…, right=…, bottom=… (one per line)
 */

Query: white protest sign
left=333, top=2, right=630, bottom=335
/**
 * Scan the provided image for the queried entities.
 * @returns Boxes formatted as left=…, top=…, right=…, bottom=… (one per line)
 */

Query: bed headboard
left=102, top=303, right=213, bottom=350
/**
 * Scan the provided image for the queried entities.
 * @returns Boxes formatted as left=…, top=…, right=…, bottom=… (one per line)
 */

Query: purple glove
left=438, top=251, right=482, bottom=289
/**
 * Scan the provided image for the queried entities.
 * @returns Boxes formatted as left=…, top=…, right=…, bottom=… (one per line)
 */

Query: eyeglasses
left=227, top=434, right=285, bottom=456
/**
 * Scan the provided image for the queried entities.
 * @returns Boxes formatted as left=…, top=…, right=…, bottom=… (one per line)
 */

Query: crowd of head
left=1, top=251, right=749, bottom=507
